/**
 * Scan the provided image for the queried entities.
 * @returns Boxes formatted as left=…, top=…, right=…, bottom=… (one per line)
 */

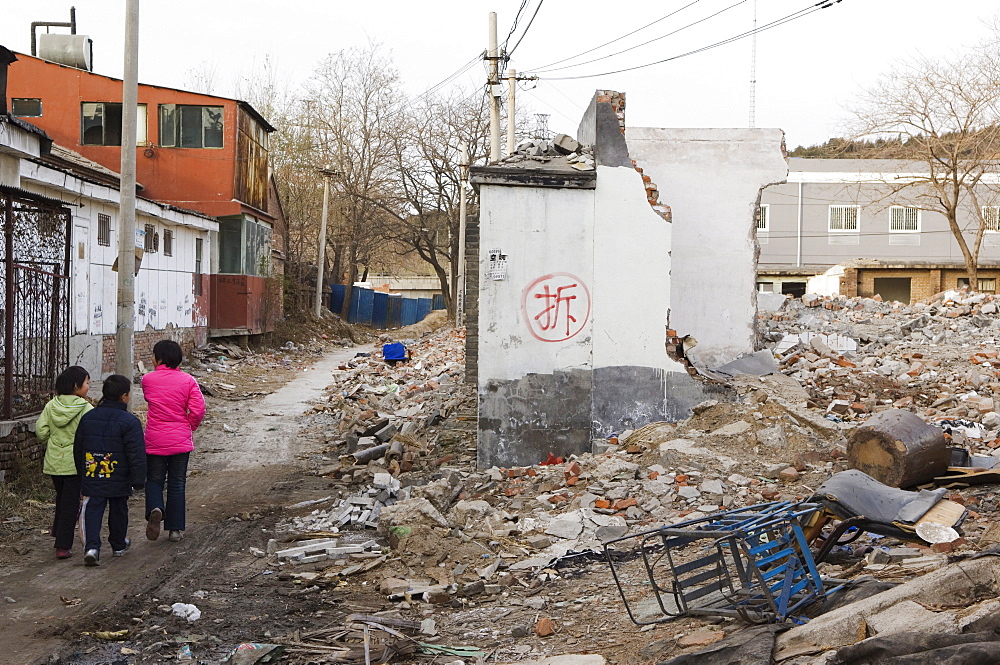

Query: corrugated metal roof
left=0, top=183, right=73, bottom=209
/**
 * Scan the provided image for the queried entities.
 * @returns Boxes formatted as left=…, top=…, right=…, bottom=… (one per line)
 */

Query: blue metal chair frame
left=604, top=501, right=844, bottom=625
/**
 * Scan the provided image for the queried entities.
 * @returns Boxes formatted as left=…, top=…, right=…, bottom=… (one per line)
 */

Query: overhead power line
left=537, top=0, right=844, bottom=81
left=535, top=0, right=746, bottom=75
left=502, top=0, right=531, bottom=50
left=507, top=0, right=544, bottom=58
left=528, top=0, right=702, bottom=72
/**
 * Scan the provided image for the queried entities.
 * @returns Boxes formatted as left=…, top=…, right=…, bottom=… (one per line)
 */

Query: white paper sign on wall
left=488, top=248, right=508, bottom=281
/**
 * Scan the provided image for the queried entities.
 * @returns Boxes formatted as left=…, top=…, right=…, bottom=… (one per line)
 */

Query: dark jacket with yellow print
left=74, top=400, right=146, bottom=497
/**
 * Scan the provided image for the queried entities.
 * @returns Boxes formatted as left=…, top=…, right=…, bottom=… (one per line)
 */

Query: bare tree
left=380, top=90, right=492, bottom=316
left=303, top=44, right=404, bottom=317
left=850, top=46, right=1000, bottom=285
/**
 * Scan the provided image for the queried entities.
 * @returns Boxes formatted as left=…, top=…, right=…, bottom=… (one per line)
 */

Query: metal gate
left=0, top=186, right=72, bottom=420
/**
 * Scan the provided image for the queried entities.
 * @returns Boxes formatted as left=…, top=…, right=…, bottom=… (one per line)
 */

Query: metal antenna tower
left=533, top=113, right=552, bottom=140
left=749, top=0, right=757, bottom=128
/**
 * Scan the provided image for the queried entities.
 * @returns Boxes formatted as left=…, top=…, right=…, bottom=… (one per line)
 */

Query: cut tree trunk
left=846, top=409, right=949, bottom=488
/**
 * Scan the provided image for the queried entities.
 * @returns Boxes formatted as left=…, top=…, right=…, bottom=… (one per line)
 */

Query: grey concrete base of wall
left=478, top=366, right=730, bottom=468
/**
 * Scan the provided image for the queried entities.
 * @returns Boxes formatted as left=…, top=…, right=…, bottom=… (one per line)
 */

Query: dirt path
left=0, top=342, right=374, bottom=664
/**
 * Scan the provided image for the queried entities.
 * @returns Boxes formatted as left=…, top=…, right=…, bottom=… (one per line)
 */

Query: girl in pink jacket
left=142, top=340, right=205, bottom=543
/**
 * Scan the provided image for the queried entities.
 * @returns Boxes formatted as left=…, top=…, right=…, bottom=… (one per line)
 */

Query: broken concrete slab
left=774, top=557, right=1000, bottom=660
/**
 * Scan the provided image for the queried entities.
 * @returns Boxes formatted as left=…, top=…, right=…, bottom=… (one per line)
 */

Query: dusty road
left=0, top=342, right=373, bottom=664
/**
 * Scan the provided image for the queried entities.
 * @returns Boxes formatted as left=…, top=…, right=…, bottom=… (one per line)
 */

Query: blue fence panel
left=400, top=298, right=419, bottom=326
left=330, top=284, right=347, bottom=314
left=388, top=295, right=404, bottom=328
left=371, top=291, right=389, bottom=329
left=417, top=298, right=433, bottom=322
left=350, top=287, right=374, bottom=326
left=432, top=294, right=445, bottom=310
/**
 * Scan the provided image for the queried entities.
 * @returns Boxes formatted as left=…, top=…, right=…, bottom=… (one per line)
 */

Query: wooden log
left=846, top=409, right=949, bottom=487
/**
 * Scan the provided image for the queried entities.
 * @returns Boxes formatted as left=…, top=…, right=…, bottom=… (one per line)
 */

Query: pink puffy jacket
left=142, top=365, right=205, bottom=456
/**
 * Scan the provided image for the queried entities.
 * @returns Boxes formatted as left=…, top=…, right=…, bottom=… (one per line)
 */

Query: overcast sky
left=2, top=1, right=997, bottom=149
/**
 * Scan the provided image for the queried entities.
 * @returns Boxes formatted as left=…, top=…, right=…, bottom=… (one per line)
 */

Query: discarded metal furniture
left=806, top=470, right=968, bottom=562
left=604, top=501, right=843, bottom=625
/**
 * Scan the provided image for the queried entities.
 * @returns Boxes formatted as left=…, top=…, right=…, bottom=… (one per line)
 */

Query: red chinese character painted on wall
left=521, top=273, right=591, bottom=342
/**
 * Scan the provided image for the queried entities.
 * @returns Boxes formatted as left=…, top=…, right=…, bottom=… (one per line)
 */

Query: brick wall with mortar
left=842, top=266, right=1000, bottom=302
left=0, top=419, right=42, bottom=474
left=102, top=326, right=208, bottom=375
left=464, top=214, right=480, bottom=385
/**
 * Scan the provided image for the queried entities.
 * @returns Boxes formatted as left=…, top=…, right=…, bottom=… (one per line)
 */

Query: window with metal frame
left=12, top=98, right=42, bottom=117
left=97, top=213, right=111, bottom=246
left=889, top=206, right=920, bottom=232
left=828, top=205, right=859, bottom=232
left=983, top=206, right=1000, bottom=232
left=163, top=229, right=173, bottom=256
left=194, top=238, right=203, bottom=296
left=81, top=103, right=147, bottom=146
left=158, top=104, right=224, bottom=148
left=144, top=224, right=157, bottom=253
left=756, top=204, right=769, bottom=232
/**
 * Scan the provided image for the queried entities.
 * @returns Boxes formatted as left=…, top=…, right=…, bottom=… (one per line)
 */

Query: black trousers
left=80, top=495, right=129, bottom=553
left=50, top=474, right=81, bottom=550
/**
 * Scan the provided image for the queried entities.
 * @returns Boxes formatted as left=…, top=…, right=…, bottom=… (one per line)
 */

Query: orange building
left=7, top=52, right=279, bottom=336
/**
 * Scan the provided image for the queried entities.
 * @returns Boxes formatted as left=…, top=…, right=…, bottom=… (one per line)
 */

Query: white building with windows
left=10, top=136, right=216, bottom=377
left=757, top=158, right=1000, bottom=302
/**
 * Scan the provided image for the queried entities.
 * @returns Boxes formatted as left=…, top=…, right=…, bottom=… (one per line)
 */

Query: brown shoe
left=146, top=508, right=162, bottom=541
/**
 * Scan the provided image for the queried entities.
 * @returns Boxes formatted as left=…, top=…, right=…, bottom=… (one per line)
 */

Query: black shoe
left=112, top=538, right=132, bottom=557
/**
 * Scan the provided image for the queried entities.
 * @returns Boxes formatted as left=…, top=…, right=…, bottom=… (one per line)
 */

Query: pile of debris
left=498, top=133, right=596, bottom=171
left=762, top=289, right=1000, bottom=441
left=309, top=327, right=470, bottom=475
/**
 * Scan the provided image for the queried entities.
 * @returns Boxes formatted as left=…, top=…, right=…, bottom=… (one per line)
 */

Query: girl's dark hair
left=153, top=339, right=183, bottom=369
left=101, top=374, right=131, bottom=404
left=54, top=366, right=89, bottom=395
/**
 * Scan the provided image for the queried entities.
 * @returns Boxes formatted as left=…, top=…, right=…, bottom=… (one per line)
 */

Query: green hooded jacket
left=37, top=395, right=93, bottom=476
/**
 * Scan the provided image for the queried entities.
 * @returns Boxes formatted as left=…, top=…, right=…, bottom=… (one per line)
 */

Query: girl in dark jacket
left=73, top=375, right=146, bottom=566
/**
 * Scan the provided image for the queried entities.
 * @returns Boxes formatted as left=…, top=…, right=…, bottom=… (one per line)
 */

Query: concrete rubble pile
left=499, top=133, right=596, bottom=171
left=762, top=288, right=1000, bottom=450
left=309, top=327, right=469, bottom=477
left=264, top=292, right=1000, bottom=663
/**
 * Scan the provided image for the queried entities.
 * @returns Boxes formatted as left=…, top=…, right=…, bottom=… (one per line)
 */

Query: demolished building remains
left=469, top=90, right=787, bottom=467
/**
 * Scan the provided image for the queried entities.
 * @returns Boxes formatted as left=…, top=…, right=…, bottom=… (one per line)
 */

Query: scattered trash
left=170, top=603, right=202, bottom=622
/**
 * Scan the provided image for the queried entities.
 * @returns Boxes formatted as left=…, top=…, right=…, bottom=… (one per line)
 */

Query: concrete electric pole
left=115, top=0, right=139, bottom=377
left=488, top=12, right=501, bottom=163
left=314, top=167, right=338, bottom=318
left=507, top=68, right=517, bottom=157
left=456, top=143, right=469, bottom=327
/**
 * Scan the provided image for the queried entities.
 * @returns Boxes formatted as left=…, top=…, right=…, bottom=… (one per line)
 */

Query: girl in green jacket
left=36, top=366, right=93, bottom=559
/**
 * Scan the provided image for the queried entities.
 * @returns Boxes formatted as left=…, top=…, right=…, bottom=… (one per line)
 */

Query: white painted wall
left=591, top=165, right=679, bottom=373
left=478, top=183, right=596, bottom=382
left=626, top=128, right=788, bottom=367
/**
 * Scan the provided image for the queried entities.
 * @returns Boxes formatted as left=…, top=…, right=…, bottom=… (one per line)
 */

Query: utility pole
left=456, top=143, right=469, bottom=327
left=749, top=0, right=757, bottom=128
left=487, top=12, right=501, bottom=163
left=314, top=167, right=337, bottom=318
left=506, top=68, right=517, bottom=157
left=115, top=0, right=139, bottom=377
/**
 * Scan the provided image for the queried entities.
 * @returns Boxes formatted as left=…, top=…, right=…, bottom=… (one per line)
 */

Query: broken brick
left=594, top=499, right=611, bottom=509
left=535, top=617, right=556, bottom=637
left=778, top=467, right=800, bottom=483
left=612, top=498, right=637, bottom=511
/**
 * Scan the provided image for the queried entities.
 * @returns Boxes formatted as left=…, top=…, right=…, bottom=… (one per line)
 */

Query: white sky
left=2, top=1, right=996, bottom=148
